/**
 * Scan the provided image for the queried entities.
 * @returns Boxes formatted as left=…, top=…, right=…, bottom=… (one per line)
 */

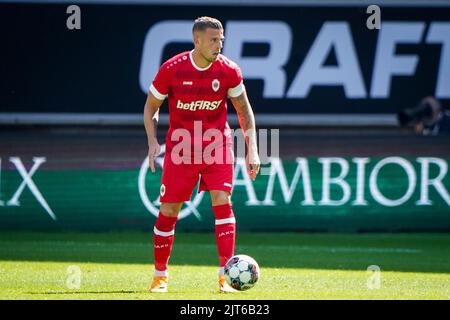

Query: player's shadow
left=27, top=290, right=144, bottom=295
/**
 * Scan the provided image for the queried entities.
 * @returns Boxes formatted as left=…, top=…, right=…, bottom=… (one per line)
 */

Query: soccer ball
left=224, top=254, right=260, bottom=291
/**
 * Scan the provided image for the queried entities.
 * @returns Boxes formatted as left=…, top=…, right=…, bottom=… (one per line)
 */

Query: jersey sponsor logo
left=176, top=99, right=223, bottom=111
left=212, top=79, right=220, bottom=92
left=183, top=81, right=192, bottom=86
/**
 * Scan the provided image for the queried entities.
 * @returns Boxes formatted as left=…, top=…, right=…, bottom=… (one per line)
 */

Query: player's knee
left=210, top=191, right=231, bottom=206
left=160, top=202, right=182, bottom=217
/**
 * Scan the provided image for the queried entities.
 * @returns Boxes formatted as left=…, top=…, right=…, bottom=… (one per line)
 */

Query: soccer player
left=143, top=16, right=260, bottom=293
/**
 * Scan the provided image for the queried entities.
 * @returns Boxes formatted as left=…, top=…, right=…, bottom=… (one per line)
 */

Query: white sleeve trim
left=227, top=81, right=245, bottom=98
left=149, top=84, right=168, bottom=101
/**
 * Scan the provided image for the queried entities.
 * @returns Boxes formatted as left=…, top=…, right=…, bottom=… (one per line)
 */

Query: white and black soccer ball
left=224, top=254, right=260, bottom=291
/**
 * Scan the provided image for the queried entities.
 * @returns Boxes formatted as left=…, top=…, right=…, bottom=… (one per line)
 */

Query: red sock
left=153, top=212, right=178, bottom=275
left=213, top=203, right=236, bottom=267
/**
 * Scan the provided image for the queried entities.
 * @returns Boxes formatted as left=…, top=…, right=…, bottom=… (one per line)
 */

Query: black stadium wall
left=0, top=1, right=450, bottom=116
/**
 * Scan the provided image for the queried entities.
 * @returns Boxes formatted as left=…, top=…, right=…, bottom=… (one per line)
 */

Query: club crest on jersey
left=212, top=79, right=220, bottom=92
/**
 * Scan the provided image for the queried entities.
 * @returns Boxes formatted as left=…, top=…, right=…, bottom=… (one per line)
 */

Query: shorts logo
left=212, top=79, right=220, bottom=92
left=160, top=184, right=166, bottom=197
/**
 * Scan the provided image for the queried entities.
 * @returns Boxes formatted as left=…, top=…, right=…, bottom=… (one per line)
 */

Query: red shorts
left=159, top=152, right=234, bottom=203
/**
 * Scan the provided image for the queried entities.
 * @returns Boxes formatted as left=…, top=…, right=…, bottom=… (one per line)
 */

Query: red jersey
left=150, top=50, right=244, bottom=162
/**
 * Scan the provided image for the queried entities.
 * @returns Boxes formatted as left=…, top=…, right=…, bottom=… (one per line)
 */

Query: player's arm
left=143, top=92, right=164, bottom=173
left=230, top=90, right=260, bottom=180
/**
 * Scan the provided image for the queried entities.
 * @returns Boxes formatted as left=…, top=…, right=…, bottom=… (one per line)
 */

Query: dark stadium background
left=1, top=0, right=449, bottom=232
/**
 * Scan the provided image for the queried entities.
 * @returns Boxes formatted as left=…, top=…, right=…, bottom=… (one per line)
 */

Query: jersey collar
left=189, top=50, right=212, bottom=71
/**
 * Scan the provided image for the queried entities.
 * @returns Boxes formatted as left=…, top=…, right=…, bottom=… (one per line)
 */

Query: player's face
left=198, top=28, right=224, bottom=63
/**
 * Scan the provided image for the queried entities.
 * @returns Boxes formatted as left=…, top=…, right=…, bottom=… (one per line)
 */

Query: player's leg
left=200, top=157, right=237, bottom=292
left=151, top=156, right=201, bottom=293
left=210, top=190, right=235, bottom=268
left=150, top=202, right=183, bottom=292
left=210, top=190, right=238, bottom=293
left=151, top=202, right=181, bottom=292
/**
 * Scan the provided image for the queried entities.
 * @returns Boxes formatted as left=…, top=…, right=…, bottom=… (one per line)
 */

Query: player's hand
left=148, top=141, right=161, bottom=173
left=246, top=149, right=260, bottom=181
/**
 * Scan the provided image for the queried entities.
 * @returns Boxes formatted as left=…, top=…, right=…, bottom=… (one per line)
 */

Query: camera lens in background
left=397, top=101, right=433, bottom=126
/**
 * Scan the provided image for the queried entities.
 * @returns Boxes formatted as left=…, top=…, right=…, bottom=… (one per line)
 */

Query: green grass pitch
left=0, top=232, right=449, bottom=299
